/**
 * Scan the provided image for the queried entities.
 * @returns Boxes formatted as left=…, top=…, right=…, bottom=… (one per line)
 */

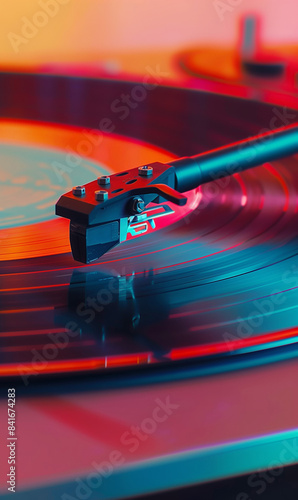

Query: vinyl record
left=1, top=73, right=298, bottom=380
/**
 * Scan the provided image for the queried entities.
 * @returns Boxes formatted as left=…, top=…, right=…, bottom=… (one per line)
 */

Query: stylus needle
left=56, top=123, right=298, bottom=263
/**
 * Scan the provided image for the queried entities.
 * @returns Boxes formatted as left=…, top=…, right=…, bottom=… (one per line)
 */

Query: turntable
left=1, top=6, right=298, bottom=499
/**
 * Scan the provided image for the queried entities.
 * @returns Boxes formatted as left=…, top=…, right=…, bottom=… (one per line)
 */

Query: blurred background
left=1, top=0, right=298, bottom=78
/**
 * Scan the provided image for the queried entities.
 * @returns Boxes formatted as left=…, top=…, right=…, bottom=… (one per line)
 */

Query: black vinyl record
left=1, top=73, right=298, bottom=381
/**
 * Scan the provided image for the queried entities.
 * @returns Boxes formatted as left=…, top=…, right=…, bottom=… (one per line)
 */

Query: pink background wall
left=1, top=0, right=298, bottom=67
